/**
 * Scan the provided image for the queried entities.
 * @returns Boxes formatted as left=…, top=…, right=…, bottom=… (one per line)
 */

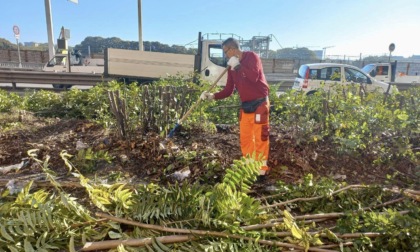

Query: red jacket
left=214, top=51, right=269, bottom=102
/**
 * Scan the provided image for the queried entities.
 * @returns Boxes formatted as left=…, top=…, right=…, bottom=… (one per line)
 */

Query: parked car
left=292, top=63, right=392, bottom=94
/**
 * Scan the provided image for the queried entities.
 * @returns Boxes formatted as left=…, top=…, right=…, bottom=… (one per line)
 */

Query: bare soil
left=0, top=114, right=418, bottom=190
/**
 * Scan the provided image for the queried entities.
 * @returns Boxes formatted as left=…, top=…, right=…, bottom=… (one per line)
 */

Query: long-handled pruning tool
left=166, top=66, right=229, bottom=138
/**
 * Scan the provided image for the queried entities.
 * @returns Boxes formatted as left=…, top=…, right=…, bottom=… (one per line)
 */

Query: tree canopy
left=73, top=36, right=197, bottom=56
left=0, top=38, right=16, bottom=50
left=274, top=47, right=319, bottom=60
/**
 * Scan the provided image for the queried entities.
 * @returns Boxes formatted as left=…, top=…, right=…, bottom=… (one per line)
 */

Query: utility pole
left=138, top=0, right=143, bottom=51
left=44, top=0, right=55, bottom=60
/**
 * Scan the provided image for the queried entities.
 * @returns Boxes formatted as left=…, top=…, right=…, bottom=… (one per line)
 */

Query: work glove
left=200, top=91, right=214, bottom=101
left=227, top=56, right=240, bottom=70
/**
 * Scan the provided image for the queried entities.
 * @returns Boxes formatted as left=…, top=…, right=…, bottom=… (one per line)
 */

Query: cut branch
left=261, top=185, right=367, bottom=209
left=242, top=210, right=409, bottom=231
left=82, top=235, right=194, bottom=251
left=95, top=212, right=336, bottom=252
left=261, top=185, right=419, bottom=209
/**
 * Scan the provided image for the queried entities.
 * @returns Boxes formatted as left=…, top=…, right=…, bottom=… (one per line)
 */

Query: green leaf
left=69, top=236, right=77, bottom=252
left=156, top=237, right=171, bottom=251
left=1, top=225, right=14, bottom=242
left=24, top=238, right=35, bottom=252
left=325, top=229, right=340, bottom=242
left=396, top=113, right=408, bottom=121
left=152, top=238, right=166, bottom=252
left=117, top=244, right=129, bottom=252
left=108, top=231, right=123, bottom=239
left=291, top=225, right=303, bottom=239
left=7, top=246, right=20, bottom=252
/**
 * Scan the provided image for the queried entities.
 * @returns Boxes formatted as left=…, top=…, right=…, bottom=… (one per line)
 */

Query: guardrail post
left=12, top=82, right=17, bottom=89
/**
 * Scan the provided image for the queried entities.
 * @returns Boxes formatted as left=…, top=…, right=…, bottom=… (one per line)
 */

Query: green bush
left=0, top=89, right=22, bottom=112
left=271, top=85, right=419, bottom=164
left=23, top=90, right=64, bottom=116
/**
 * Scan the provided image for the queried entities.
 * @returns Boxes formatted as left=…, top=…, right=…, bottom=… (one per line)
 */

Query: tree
left=0, top=38, right=16, bottom=50
left=73, top=37, right=193, bottom=56
left=362, top=55, right=389, bottom=62
left=276, top=47, right=318, bottom=60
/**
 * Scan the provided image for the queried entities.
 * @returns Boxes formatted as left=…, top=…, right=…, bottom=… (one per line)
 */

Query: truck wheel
left=52, top=84, right=64, bottom=89
left=52, top=84, right=73, bottom=89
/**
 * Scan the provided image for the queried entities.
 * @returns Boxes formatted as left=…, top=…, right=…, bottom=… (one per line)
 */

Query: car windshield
left=345, top=67, right=369, bottom=83
left=361, top=64, right=375, bottom=75
left=298, top=65, right=309, bottom=78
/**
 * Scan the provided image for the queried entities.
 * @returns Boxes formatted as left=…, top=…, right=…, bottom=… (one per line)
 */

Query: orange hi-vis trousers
left=239, top=100, right=270, bottom=175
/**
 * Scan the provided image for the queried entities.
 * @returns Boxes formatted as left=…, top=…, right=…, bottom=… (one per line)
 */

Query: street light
left=44, top=0, right=78, bottom=60
left=138, top=0, right=143, bottom=51
left=44, top=0, right=55, bottom=60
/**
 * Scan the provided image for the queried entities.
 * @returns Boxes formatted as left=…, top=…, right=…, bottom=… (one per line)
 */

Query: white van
left=293, top=63, right=392, bottom=94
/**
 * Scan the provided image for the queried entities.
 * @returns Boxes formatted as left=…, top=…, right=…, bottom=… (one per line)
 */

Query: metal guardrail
left=0, top=69, right=112, bottom=86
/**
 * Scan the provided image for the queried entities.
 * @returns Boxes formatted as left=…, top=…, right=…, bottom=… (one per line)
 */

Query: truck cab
left=362, top=62, right=396, bottom=83
left=195, top=39, right=228, bottom=85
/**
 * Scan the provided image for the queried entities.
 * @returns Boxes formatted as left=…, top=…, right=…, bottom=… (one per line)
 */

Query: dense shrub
left=0, top=89, right=22, bottom=112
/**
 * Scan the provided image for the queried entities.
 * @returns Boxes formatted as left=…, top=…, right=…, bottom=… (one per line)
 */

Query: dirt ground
left=0, top=114, right=418, bottom=190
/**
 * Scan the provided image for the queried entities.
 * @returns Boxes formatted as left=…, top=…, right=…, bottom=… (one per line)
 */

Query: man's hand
left=227, top=56, right=240, bottom=70
left=200, top=91, right=214, bottom=101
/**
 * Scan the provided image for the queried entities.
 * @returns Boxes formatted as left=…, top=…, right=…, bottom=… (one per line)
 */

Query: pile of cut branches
left=0, top=152, right=418, bottom=251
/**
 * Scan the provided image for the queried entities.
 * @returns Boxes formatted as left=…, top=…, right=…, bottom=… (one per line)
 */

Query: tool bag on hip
left=241, top=97, right=267, bottom=113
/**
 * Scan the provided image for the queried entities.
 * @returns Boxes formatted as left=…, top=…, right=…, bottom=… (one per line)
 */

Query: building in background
left=24, top=42, right=39, bottom=47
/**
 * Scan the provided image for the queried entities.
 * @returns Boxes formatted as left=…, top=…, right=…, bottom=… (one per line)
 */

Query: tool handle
left=178, top=67, right=229, bottom=124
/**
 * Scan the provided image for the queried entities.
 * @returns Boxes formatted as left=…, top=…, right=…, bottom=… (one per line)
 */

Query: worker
left=376, top=66, right=383, bottom=75
left=200, top=37, right=270, bottom=180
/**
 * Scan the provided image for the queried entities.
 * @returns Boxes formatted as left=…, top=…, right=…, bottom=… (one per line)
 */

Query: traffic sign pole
left=13, top=25, right=22, bottom=68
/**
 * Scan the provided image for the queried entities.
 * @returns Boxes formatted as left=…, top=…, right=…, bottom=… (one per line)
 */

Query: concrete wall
left=261, top=58, right=295, bottom=73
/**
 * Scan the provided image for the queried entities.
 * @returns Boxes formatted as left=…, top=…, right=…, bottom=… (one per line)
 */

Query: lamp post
left=44, top=0, right=78, bottom=60
left=44, top=0, right=55, bottom=60
left=138, top=0, right=143, bottom=51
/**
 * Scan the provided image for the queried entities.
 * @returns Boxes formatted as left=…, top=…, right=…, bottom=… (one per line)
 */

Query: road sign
left=389, top=43, right=396, bottom=52
left=13, top=25, right=20, bottom=39
left=13, top=25, right=20, bottom=35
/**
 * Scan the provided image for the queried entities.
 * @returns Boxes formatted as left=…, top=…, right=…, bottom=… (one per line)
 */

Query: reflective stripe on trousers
left=239, top=100, right=270, bottom=173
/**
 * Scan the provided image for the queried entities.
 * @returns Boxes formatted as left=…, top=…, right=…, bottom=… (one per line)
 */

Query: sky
left=1, top=0, right=420, bottom=58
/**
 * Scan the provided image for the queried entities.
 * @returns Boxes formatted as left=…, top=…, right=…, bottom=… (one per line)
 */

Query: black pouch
left=241, top=97, right=267, bottom=113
